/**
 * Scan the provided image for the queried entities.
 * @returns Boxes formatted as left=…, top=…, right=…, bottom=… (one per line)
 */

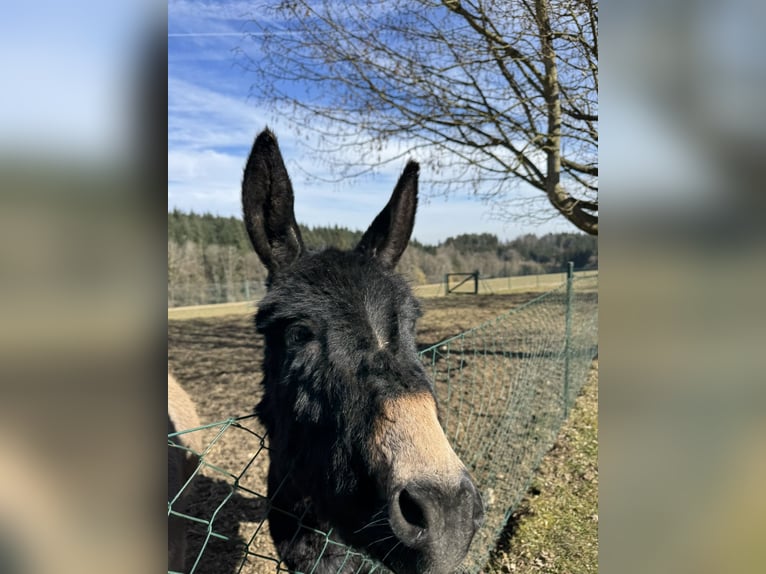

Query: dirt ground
left=168, top=292, right=545, bottom=424
left=168, top=291, right=594, bottom=574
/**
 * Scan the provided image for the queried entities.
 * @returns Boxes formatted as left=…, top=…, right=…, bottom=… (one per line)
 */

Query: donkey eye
left=286, top=323, right=313, bottom=346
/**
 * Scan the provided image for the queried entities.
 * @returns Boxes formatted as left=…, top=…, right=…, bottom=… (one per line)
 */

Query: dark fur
left=243, top=130, right=482, bottom=574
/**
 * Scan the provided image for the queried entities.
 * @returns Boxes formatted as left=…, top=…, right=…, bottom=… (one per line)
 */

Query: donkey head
left=243, top=129, right=483, bottom=574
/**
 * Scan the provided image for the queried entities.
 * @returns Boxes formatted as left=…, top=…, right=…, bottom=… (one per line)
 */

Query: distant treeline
left=168, top=210, right=597, bottom=306
left=168, top=209, right=434, bottom=252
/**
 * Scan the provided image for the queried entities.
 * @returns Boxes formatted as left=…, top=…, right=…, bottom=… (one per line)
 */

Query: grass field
left=489, top=362, right=598, bottom=573
left=168, top=289, right=598, bottom=573
left=168, top=271, right=598, bottom=320
left=168, top=300, right=257, bottom=321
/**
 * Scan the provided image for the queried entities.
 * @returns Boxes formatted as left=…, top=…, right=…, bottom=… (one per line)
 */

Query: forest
left=168, top=210, right=597, bottom=306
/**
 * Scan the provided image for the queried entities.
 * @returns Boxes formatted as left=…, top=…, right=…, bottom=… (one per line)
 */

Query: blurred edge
left=601, top=1, right=766, bottom=574
left=0, top=2, right=166, bottom=573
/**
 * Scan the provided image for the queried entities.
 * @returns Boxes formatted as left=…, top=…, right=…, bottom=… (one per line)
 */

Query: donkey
left=168, top=373, right=202, bottom=574
left=243, top=129, right=483, bottom=574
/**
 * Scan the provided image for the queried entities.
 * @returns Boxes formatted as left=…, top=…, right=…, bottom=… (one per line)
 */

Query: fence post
left=563, top=261, right=574, bottom=418
left=444, top=274, right=449, bottom=296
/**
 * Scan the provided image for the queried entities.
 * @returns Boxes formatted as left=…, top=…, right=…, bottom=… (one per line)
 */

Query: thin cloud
left=169, top=32, right=245, bottom=37
left=168, top=1, right=576, bottom=241
left=168, top=0, right=260, bottom=22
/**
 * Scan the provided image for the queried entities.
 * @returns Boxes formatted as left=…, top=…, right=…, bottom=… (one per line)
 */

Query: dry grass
left=488, top=361, right=598, bottom=574
left=167, top=271, right=598, bottom=321
left=168, top=301, right=257, bottom=321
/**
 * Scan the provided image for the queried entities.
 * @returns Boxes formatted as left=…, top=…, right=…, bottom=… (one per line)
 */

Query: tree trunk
left=537, top=0, right=598, bottom=235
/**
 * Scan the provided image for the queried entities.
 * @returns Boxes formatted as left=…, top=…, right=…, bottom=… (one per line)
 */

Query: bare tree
left=240, top=0, right=597, bottom=234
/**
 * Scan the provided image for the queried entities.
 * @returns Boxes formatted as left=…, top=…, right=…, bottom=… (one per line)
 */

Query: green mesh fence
left=168, top=268, right=598, bottom=574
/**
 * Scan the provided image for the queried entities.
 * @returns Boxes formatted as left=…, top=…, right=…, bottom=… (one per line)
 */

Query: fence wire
left=168, top=270, right=598, bottom=574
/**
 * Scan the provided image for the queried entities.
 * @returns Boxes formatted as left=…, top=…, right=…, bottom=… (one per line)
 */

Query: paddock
left=168, top=273, right=598, bottom=573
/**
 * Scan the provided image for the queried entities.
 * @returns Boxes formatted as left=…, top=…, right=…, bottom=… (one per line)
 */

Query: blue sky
left=168, top=0, right=576, bottom=244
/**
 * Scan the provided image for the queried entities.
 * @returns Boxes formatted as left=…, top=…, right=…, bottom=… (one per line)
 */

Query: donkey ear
left=242, top=129, right=304, bottom=273
left=356, top=161, right=419, bottom=269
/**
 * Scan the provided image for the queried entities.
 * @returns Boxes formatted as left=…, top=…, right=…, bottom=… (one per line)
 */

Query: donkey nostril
left=398, top=487, right=428, bottom=530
